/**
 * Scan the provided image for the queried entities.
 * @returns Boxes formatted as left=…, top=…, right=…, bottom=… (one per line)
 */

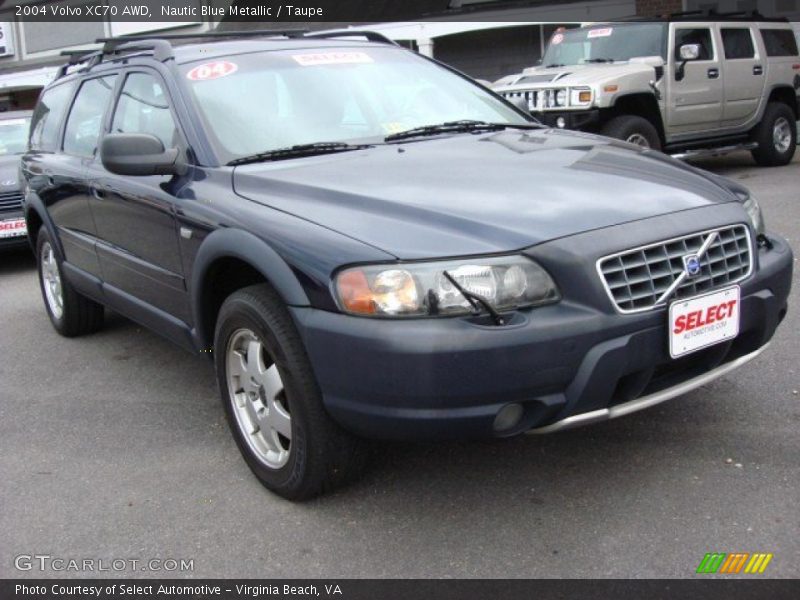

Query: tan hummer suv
left=493, top=15, right=800, bottom=166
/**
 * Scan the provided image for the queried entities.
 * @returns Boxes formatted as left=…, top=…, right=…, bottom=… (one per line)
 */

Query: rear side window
left=63, top=75, right=117, bottom=157
left=111, top=73, right=178, bottom=150
left=29, top=82, right=75, bottom=152
left=674, top=28, right=714, bottom=61
left=761, top=29, right=799, bottom=57
left=721, top=28, right=755, bottom=59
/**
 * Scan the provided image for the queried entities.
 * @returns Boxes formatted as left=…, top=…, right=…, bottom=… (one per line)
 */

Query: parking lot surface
left=1, top=153, right=798, bottom=579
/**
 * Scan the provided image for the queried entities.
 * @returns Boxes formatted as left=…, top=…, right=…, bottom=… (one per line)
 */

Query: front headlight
left=570, top=87, right=593, bottom=106
left=334, top=256, right=560, bottom=317
left=554, top=89, right=567, bottom=107
left=742, top=195, right=765, bottom=236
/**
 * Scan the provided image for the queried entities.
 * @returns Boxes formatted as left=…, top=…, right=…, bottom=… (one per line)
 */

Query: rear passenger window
left=63, top=76, right=117, bottom=157
left=29, top=82, right=75, bottom=152
left=761, top=29, right=799, bottom=57
left=111, top=73, right=178, bottom=149
left=721, top=29, right=755, bottom=59
left=674, top=28, right=714, bottom=61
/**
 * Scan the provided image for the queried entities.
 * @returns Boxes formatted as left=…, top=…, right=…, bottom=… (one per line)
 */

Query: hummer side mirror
left=675, top=44, right=700, bottom=82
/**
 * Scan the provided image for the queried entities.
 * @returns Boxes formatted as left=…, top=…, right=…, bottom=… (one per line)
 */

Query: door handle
left=753, top=65, right=763, bottom=75
left=707, top=68, right=719, bottom=79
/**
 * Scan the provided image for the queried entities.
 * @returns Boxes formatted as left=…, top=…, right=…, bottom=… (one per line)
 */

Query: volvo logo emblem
left=1, top=179, right=15, bottom=187
left=683, top=254, right=702, bottom=277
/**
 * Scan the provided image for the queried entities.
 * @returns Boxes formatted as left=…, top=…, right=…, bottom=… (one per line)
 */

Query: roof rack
left=302, top=30, right=398, bottom=46
left=54, top=28, right=397, bottom=81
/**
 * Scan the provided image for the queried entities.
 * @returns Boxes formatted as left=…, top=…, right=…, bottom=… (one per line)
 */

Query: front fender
left=190, top=227, right=310, bottom=348
left=23, top=192, right=61, bottom=257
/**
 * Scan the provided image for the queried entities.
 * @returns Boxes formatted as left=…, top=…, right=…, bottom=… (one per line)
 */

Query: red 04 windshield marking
left=186, top=61, right=238, bottom=81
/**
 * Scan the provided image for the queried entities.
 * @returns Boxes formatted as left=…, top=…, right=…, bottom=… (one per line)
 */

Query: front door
left=90, top=70, right=190, bottom=323
left=667, top=26, right=724, bottom=135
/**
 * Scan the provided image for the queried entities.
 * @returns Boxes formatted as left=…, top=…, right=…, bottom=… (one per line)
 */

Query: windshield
left=542, top=23, right=667, bottom=67
left=180, top=46, right=528, bottom=163
left=0, top=116, right=31, bottom=155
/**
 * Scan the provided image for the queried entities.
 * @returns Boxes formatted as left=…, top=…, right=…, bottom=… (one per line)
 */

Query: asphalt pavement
left=1, top=152, right=798, bottom=579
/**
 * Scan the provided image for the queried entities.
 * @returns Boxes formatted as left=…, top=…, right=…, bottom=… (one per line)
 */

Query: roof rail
left=303, top=30, right=399, bottom=46
left=96, top=29, right=310, bottom=44
left=620, top=7, right=788, bottom=21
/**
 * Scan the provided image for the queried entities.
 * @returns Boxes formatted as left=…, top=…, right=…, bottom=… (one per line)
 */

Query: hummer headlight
left=334, top=256, right=560, bottom=317
left=742, top=195, right=765, bottom=236
left=554, top=89, right=567, bottom=107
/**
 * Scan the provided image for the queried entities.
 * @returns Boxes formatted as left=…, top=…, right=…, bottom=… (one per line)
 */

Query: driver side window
left=674, top=28, right=714, bottom=61
left=111, top=73, right=178, bottom=149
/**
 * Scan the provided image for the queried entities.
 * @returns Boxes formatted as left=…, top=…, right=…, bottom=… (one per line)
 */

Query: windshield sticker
left=551, top=33, right=564, bottom=45
left=292, top=52, right=374, bottom=66
left=186, top=61, right=238, bottom=81
left=0, top=119, right=28, bottom=127
left=587, top=28, right=613, bottom=38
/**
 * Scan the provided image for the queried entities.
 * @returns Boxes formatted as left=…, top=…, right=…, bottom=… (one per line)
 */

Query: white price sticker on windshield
left=587, top=28, right=614, bottom=38
left=292, top=52, right=373, bottom=66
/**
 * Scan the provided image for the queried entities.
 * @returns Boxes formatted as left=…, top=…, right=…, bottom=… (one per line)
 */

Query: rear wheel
left=214, top=284, right=366, bottom=500
left=36, top=227, right=104, bottom=337
left=601, top=115, right=662, bottom=151
left=751, top=102, right=797, bottom=166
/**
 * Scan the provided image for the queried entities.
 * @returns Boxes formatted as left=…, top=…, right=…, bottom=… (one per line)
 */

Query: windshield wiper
left=584, top=58, right=615, bottom=63
left=442, top=271, right=506, bottom=326
left=545, top=63, right=566, bottom=68
left=228, top=142, right=373, bottom=166
left=384, top=120, right=508, bottom=142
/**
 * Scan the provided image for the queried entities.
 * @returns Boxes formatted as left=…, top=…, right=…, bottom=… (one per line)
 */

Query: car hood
left=0, top=154, right=22, bottom=190
left=233, top=129, right=739, bottom=260
left=496, top=62, right=658, bottom=90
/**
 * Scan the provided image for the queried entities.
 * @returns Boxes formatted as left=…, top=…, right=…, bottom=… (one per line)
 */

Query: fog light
left=556, top=117, right=566, bottom=129
left=494, top=403, right=524, bottom=432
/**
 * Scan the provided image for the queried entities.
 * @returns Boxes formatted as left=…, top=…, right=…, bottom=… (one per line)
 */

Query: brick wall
left=636, top=0, right=684, bottom=16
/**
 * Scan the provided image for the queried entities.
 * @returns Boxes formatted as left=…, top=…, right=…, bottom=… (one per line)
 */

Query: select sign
left=669, top=286, right=740, bottom=358
left=0, top=218, right=27, bottom=239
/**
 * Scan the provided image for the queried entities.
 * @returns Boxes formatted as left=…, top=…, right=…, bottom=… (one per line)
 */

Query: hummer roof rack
left=54, top=29, right=397, bottom=81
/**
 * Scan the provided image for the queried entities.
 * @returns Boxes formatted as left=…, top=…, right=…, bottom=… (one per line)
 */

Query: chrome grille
left=0, top=190, right=23, bottom=212
left=501, top=90, right=538, bottom=111
left=598, top=225, right=753, bottom=313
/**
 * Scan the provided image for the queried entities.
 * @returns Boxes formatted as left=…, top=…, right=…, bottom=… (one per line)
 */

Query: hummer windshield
left=542, top=23, right=667, bottom=67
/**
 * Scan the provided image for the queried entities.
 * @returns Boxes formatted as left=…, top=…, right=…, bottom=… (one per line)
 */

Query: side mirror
left=675, top=44, right=701, bottom=82
left=679, top=44, right=701, bottom=61
left=100, top=133, right=180, bottom=176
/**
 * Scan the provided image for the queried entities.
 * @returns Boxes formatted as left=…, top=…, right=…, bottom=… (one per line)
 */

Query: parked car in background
left=0, top=110, right=32, bottom=249
left=22, top=32, right=792, bottom=500
left=493, top=15, right=799, bottom=165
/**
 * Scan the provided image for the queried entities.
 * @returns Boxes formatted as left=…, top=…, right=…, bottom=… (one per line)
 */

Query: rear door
left=667, top=25, right=723, bottom=135
left=89, top=69, right=190, bottom=322
left=719, top=26, right=765, bottom=127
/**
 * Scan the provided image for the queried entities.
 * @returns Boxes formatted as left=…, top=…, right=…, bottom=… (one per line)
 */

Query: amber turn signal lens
left=578, top=91, right=592, bottom=103
left=337, top=269, right=377, bottom=315
left=603, top=85, right=618, bottom=93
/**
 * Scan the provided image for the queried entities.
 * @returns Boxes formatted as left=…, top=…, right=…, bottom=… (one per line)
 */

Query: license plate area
left=0, top=218, right=27, bottom=239
left=669, top=286, right=740, bottom=359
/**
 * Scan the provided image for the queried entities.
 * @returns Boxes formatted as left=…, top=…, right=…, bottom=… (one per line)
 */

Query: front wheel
left=214, top=284, right=366, bottom=500
left=601, top=115, right=662, bottom=151
left=751, top=102, right=797, bottom=167
left=36, top=227, right=104, bottom=337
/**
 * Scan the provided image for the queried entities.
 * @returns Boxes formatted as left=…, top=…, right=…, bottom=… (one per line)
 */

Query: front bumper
left=291, top=209, right=792, bottom=441
left=532, top=109, right=600, bottom=130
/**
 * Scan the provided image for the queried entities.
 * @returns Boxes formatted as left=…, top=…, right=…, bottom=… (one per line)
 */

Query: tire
left=214, top=284, right=366, bottom=500
left=36, top=227, right=104, bottom=337
left=750, top=102, right=797, bottom=167
left=601, top=115, right=662, bottom=151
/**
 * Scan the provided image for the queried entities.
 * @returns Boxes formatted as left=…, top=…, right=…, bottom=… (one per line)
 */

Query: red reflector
left=793, top=64, right=800, bottom=70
